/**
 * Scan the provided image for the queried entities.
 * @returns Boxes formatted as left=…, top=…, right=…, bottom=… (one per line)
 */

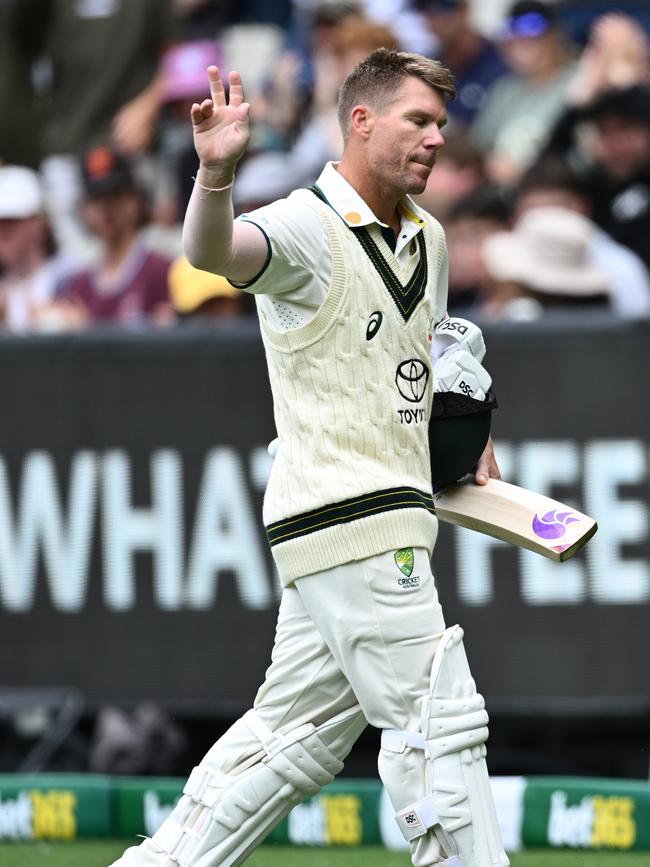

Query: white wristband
left=192, top=175, right=234, bottom=194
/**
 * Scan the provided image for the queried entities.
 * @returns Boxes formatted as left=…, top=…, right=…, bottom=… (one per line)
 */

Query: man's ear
left=349, top=104, right=374, bottom=140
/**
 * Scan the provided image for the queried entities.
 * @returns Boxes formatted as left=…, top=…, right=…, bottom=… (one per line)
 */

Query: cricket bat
left=433, top=477, right=597, bottom=561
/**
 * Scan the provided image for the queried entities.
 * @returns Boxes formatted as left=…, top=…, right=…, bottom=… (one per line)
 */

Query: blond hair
left=337, top=48, right=456, bottom=139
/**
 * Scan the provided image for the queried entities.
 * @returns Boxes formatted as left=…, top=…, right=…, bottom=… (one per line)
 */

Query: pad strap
left=242, top=708, right=289, bottom=754
left=381, top=729, right=426, bottom=753
left=395, top=796, right=440, bottom=842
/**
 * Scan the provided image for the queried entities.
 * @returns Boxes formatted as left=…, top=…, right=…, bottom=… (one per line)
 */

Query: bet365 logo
left=547, top=790, right=636, bottom=849
left=0, top=789, right=77, bottom=841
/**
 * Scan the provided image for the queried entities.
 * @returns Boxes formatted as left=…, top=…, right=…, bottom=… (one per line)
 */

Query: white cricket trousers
left=117, top=547, right=448, bottom=866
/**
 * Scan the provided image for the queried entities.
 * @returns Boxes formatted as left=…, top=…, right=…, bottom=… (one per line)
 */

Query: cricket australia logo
left=395, top=548, right=420, bottom=588
left=395, top=547, right=414, bottom=576
left=395, top=359, right=429, bottom=403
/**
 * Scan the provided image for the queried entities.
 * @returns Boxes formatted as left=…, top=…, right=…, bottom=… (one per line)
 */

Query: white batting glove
left=430, top=317, right=486, bottom=364
left=433, top=350, right=492, bottom=401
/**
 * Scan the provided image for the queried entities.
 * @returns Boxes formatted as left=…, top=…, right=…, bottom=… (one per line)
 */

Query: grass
left=1, top=841, right=649, bottom=867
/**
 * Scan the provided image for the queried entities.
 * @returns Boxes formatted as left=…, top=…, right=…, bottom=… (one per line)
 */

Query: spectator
left=537, top=12, right=650, bottom=274
left=443, top=184, right=511, bottom=314
left=285, top=15, right=399, bottom=183
left=168, top=256, right=244, bottom=320
left=413, top=131, right=486, bottom=220
left=516, top=156, right=650, bottom=318
left=175, top=0, right=291, bottom=31
left=38, top=0, right=176, bottom=256
left=252, top=2, right=360, bottom=154
left=562, top=13, right=650, bottom=111
left=234, top=15, right=398, bottom=205
left=359, top=0, right=434, bottom=55
left=471, top=0, right=577, bottom=185
left=417, top=0, right=508, bottom=125
left=0, top=0, right=46, bottom=168
left=544, top=85, right=650, bottom=274
left=174, top=0, right=224, bottom=39
left=0, top=166, right=82, bottom=334
left=63, top=147, right=172, bottom=327
left=479, top=205, right=611, bottom=321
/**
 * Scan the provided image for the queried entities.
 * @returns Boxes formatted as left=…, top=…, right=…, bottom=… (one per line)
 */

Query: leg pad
left=383, top=626, right=509, bottom=867
left=139, top=705, right=366, bottom=867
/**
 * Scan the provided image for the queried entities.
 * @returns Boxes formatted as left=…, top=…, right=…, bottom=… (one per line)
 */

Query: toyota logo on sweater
left=395, top=359, right=429, bottom=403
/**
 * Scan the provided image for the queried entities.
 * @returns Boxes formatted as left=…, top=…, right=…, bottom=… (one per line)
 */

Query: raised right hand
left=191, top=67, right=251, bottom=185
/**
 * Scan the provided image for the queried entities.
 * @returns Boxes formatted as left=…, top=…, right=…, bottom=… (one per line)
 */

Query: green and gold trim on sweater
left=309, top=184, right=428, bottom=323
left=351, top=227, right=427, bottom=322
left=266, top=486, right=436, bottom=547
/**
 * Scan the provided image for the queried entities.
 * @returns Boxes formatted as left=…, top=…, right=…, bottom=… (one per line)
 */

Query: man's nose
left=424, top=126, right=445, bottom=148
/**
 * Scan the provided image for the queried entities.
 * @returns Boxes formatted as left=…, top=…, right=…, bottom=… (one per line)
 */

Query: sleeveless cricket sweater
left=258, top=186, right=448, bottom=585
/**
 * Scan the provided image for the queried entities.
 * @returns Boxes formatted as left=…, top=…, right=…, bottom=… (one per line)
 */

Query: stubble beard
left=406, top=160, right=435, bottom=195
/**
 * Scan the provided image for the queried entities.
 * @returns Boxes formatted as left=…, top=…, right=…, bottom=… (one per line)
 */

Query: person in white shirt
left=112, top=49, right=507, bottom=867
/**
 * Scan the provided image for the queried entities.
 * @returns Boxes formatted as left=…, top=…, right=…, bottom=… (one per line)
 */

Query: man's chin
left=406, top=175, right=430, bottom=195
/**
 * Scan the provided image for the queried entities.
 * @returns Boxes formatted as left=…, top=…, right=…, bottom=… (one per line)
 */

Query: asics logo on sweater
left=366, top=311, right=383, bottom=340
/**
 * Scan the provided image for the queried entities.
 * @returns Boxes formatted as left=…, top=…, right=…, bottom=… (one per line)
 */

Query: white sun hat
left=482, top=206, right=611, bottom=296
left=0, top=165, right=44, bottom=219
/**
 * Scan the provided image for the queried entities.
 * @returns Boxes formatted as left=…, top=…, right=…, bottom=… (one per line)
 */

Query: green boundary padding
left=3, top=773, right=650, bottom=852
left=112, top=776, right=184, bottom=840
left=523, top=777, right=650, bottom=851
left=0, top=773, right=112, bottom=840
left=0, top=774, right=382, bottom=846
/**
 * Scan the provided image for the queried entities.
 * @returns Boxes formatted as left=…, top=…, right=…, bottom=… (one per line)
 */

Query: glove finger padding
left=433, top=350, right=492, bottom=401
left=431, top=317, right=486, bottom=364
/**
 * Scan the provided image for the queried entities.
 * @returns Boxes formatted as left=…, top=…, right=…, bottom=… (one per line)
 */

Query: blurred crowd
left=1, top=0, right=650, bottom=332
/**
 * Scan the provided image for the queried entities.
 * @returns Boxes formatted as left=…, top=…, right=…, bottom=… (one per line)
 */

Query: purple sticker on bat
left=532, top=509, right=579, bottom=540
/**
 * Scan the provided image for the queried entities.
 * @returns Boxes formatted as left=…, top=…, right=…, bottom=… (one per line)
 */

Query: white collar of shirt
left=315, top=162, right=429, bottom=257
